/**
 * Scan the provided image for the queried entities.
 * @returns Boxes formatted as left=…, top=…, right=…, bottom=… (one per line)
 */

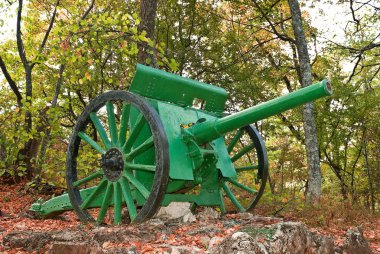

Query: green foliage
left=0, top=0, right=173, bottom=184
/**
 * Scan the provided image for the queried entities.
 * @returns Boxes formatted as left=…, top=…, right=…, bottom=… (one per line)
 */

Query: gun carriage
left=30, top=64, right=332, bottom=225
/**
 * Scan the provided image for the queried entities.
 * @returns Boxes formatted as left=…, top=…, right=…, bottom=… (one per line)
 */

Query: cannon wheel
left=66, top=91, right=169, bottom=225
left=221, top=125, right=268, bottom=212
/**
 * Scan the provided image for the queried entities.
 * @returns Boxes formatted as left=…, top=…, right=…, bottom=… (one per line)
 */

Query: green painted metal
left=120, top=177, right=137, bottom=220
left=90, top=112, right=111, bottom=149
left=236, top=165, right=259, bottom=172
left=113, top=182, right=122, bottom=225
left=225, top=177, right=257, bottom=194
left=30, top=186, right=98, bottom=217
left=222, top=181, right=245, bottom=212
left=130, top=64, right=228, bottom=116
left=97, top=182, right=112, bottom=223
left=156, top=100, right=237, bottom=181
left=118, top=103, right=130, bottom=146
left=72, top=170, right=103, bottom=187
left=78, top=132, right=105, bottom=154
left=187, top=79, right=332, bottom=144
left=106, top=102, right=118, bottom=145
left=30, top=64, right=333, bottom=223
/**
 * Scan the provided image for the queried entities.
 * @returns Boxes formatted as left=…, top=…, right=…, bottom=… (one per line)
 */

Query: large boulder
left=210, top=222, right=335, bottom=254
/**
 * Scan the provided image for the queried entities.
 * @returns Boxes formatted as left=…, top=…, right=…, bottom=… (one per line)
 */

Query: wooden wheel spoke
left=125, top=136, right=154, bottom=160
left=227, top=129, right=243, bottom=154
left=78, top=132, right=105, bottom=154
left=222, top=181, right=245, bottom=212
left=80, top=179, right=107, bottom=209
left=73, top=170, right=103, bottom=188
left=236, top=165, right=259, bottom=173
left=106, top=102, right=118, bottom=145
left=231, top=143, right=255, bottom=162
left=118, top=103, right=131, bottom=147
left=97, top=182, right=113, bottom=223
left=120, top=177, right=137, bottom=221
left=225, top=178, right=257, bottom=194
left=113, top=182, right=122, bottom=225
left=90, top=112, right=111, bottom=149
left=123, top=113, right=146, bottom=153
left=125, top=162, right=156, bottom=172
left=123, top=171, right=150, bottom=199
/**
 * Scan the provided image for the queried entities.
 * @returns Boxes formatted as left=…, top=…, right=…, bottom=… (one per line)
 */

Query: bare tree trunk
left=36, top=65, right=65, bottom=176
left=288, top=0, right=321, bottom=203
left=137, top=0, right=158, bottom=66
left=362, top=127, right=375, bottom=212
left=267, top=174, right=276, bottom=194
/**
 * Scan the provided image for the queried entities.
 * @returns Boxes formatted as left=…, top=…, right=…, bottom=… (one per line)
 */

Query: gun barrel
left=187, top=80, right=332, bottom=144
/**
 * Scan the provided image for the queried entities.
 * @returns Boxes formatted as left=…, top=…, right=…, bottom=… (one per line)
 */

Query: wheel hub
left=101, top=148, right=124, bottom=181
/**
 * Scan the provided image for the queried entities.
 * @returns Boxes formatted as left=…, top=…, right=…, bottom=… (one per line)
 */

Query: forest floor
left=0, top=181, right=379, bottom=253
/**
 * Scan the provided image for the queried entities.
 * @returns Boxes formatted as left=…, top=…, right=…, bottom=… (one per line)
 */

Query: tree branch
left=0, top=56, right=23, bottom=106
left=252, top=0, right=295, bottom=44
left=81, top=0, right=95, bottom=20
left=31, top=0, right=60, bottom=70
left=16, top=0, right=29, bottom=71
left=347, top=54, right=362, bottom=83
left=350, top=0, right=360, bottom=33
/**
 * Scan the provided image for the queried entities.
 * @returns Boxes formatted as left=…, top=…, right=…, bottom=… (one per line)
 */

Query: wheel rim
left=66, top=91, right=169, bottom=225
left=221, top=125, right=268, bottom=212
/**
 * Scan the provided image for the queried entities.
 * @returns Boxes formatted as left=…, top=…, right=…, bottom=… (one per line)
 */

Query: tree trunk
left=17, top=0, right=35, bottom=178
left=288, top=0, right=321, bottom=203
left=137, top=0, right=158, bottom=66
left=362, top=127, right=375, bottom=212
left=36, top=65, right=65, bottom=176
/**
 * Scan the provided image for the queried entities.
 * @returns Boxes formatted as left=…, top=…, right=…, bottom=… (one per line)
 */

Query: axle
left=186, top=80, right=332, bottom=144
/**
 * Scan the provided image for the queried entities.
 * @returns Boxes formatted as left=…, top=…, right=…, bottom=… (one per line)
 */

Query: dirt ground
left=0, top=182, right=379, bottom=253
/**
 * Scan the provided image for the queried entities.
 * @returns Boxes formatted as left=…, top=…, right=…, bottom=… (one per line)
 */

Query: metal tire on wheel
left=221, top=125, right=268, bottom=212
left=66, top=91, right=169, bottom=225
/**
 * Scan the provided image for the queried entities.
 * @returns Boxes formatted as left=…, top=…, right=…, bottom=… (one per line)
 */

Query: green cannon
left=30, top=64, right=332, bottom=224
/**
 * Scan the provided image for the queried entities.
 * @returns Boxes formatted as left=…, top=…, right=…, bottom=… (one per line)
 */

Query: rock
left=269, top=222, right=335, bottom=254
left=92, top=227, right=139, bottom=244
left=51, top=231, right=84, bottom=242
left=341, top=227, right=372, bottom=254
left=3, top=231, right=53, bottom=252
left=156, top=202, right=194, bottom=220
left=207, top=236, right=225, bottom=252
left=183, top=211, right=196, bottom=223
left=211, top=222, right=335, bottom=254
left=146, top=218, right=165, bottom=227
left=270, top=222, right=309, bottom=254
left=49, top=242, right=101, bottom=254
left=187, top=226, right=223, bottom=236
left=196, top=207, right=220, bottom=221
left=210, top=231, right=266, bottom=254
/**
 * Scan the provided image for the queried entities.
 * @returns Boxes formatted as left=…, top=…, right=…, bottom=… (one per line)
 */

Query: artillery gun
left=30, top=64, right=332, bottom=225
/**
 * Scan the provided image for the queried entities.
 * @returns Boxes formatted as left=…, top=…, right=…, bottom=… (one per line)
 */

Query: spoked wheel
left=221, top=125, right=268, bottom=212
left=66, top=91, right=169, bottom=225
